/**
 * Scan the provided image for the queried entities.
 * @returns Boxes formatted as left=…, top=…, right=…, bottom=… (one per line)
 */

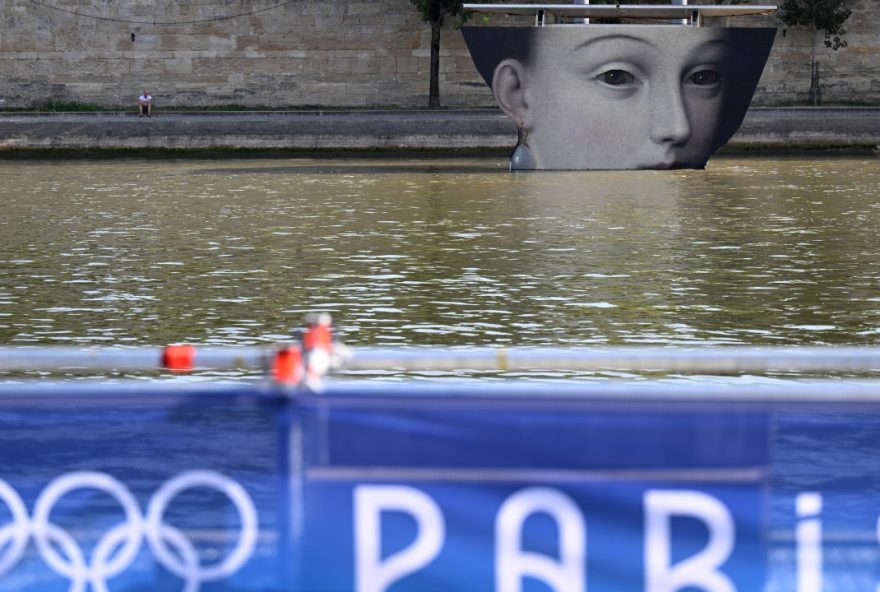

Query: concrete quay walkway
left=0, top=107, right=878, bottom=152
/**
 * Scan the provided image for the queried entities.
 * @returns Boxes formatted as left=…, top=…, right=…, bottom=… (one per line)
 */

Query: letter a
left=496, top=487, right=586, bottom=592
left=354, top=485, right=445, bottom=592
left=644, top=490, right=735, bottom=592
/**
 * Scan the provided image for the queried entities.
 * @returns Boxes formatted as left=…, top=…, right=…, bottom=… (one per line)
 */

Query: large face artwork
left=463, top=26, right=776, bottom=170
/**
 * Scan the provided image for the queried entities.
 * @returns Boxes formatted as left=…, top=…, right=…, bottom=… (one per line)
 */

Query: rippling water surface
left=3, top=154, right=880, bottom=590
left=1, top=154, right=879, bottom=359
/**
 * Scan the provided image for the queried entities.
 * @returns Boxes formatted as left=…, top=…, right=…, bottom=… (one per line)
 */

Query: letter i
left=876, top=514, right=880, bottom=592
left=796, top=493, right=822, bottom=592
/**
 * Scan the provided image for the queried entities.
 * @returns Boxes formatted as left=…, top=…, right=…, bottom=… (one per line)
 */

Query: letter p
left=354, top=485, right=445, bottom=592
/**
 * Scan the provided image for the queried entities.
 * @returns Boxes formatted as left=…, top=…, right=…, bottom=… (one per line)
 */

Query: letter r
left=644, top=490, right=736, bottom=592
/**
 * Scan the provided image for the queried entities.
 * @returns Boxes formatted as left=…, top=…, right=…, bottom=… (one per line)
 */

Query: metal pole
left=3, top=346, right=880, bottom=375
left=677, top=0, right=690, bottom=26
left=0, top=347, right=268, bottom=372
left=344, top=346, right=880, bottom=374
left=575, top=0, right=589, bottom=25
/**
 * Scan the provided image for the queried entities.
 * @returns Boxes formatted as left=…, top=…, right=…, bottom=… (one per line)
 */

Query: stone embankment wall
left=0, top=0, right=878, bottom=109
left=747, top=0, right=880, bottom=106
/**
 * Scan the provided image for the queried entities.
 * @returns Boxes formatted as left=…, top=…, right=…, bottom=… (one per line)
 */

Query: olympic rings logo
left=0, top=470, right=258, bottom=592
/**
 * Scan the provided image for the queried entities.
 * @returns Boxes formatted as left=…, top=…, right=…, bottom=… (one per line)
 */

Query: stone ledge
left=0, top=108, right=878, bottom=152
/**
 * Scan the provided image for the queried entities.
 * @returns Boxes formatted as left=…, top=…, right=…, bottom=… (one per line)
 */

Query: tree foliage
left=778, top=0, right=851, bottom=50
left=410, top=0, right=469, bottom=25
left=777, top=0, right=851, bottom=104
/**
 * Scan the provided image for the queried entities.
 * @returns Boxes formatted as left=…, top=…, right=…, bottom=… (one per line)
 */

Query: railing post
left=575, top=0, right=589, bottom=25
left=675, top=0, right=691, bottom=26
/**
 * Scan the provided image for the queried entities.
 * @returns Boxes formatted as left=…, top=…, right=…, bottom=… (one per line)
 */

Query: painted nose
left=649, top=83, right=692, bottom=146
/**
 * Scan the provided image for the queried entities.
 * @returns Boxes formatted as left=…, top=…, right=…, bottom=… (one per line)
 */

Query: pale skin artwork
left=463, top=26, right=776, bottom=170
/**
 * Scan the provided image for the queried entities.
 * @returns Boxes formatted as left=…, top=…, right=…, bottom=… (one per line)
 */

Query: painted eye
left=689, top=70, right=720, bottom=86
left=599, top=70, right=635, bottom=86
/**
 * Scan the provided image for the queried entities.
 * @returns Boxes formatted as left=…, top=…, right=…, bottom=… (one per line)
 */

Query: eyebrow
left=691, top=39, right=733, bottom=53
left=572, top=34, right=656, bottom=52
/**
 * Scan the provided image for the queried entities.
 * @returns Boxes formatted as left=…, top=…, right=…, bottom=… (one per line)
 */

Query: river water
left=3, top=155, right=880, bottom=592
left=1, top=154, right=879, bottom=374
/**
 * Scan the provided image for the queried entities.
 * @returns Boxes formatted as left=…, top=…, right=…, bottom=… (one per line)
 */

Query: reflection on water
left=1, top=155, right=879, bottom=358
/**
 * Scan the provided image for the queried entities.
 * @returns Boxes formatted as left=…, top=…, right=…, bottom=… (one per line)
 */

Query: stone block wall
left=0, top=0, right=877, bottom=109
left=744, top=0, right=880, bottom=105
left=0, top=0, right=498, bottom=108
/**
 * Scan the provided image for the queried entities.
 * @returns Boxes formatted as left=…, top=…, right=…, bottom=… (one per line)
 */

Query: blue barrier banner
left=292, top=385, right=769, bottom=592
left=0, top=380, right=879, bottom=590
left=0, top=384, right=284, bottom=591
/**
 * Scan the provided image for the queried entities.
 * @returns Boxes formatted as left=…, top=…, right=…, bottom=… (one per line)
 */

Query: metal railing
left=344, top=346, right=880, bottom=374
left=3, top=344, right=880, bottom=376
left=462, top=3, right=777, bottom=26
left=2, top=313, right=879, bottom=383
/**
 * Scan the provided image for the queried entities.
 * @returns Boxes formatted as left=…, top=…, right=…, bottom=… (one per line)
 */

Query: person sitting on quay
left=137, top=90, right=153, bottom=118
